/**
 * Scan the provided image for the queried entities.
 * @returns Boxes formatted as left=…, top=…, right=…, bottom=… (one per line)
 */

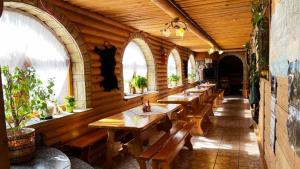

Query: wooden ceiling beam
left=151, top=0, right=221, bottom=50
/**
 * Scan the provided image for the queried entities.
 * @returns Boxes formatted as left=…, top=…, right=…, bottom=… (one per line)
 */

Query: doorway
left=218, top=55, right=243, bottom=95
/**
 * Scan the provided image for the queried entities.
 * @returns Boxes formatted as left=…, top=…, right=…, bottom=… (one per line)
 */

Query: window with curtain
left=0, top=9, right=70, bottom=103
left=168, top=53, right=177, bottom=77
left=188, top=56, right=196, bottom=82
left=122, top=42, right=147, bottom=94
left=167, top=52, right=177, bottom=85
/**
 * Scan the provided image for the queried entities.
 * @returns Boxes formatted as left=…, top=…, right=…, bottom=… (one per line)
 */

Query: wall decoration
left=287, top=59, right=300, bottom=156
left=269, top=0, right=300, bottom=76
left=270, top=75, right=277, bottom=152
left=195, top=61, right=205, bottom=82
left=183, top=60, right=188, bottom=78
left=94, top=42, right=119, bottom=91
left=160, top=46, right=168, bottom=64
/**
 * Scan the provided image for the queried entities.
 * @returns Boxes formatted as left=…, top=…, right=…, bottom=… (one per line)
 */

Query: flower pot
left=171, top=81, right=177, bottom=87
left=135, top=87, right=145, bottom=94
left=66, top=106, right=74, bottom=113
left=7, top=128, right=36, bottom=164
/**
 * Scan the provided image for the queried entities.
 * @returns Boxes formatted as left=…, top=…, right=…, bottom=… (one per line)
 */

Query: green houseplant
left=169, top=74, right=180, bottom=86
left=132, top=75, right=148, bottom=94
left=64, top=96, right=75, bottom=113
left=188, top=71, right=196, bottom=82
left=1, top=66, right=54, bottom=163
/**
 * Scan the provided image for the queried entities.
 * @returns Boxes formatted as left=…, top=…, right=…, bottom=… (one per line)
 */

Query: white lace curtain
left=167, top=53, right=177, bottom=77
left=122, top=42, right=147, bottom=93
left=0, top=9, right=70, bottom=103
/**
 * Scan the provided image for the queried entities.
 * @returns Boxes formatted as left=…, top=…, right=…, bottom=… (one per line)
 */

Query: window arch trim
left=4, top=1, right=91, bottom=109
left=167, top=48, right=182, bottom=85
left=121, top=33, right=157, bottom=94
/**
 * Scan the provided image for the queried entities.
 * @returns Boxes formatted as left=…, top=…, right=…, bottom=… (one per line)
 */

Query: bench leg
left=208, top=105, right=214, bottom=117
left=152, top=160, right=160, bottom=169
left=190, top=117, right=204, bottom=136
left=137, top=159, right=147, bottom=169
left=184, top=134, right=193, bottom=151
left=161, top=162, right=171, bottom=169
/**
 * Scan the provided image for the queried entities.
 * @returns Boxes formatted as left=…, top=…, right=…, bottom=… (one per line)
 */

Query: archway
left=218, top=55, right=244, bottom=95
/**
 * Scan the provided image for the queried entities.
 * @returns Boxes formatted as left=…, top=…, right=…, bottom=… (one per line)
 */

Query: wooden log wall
left=259, top=78, right=300, bottom=169
left=4, top=0, right=196, bottom=146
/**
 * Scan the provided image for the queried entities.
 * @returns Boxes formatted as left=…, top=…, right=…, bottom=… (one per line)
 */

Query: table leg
left=131, top=133, right=143, bottom=156
left=105, top=129, right=115, bottom=169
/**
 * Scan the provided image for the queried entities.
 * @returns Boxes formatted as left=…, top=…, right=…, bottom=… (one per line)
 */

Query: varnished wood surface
left=66, top=0, right=251, bottom=51
left=0, top=69, right=9, bottom=169
left=198, top=83, right=216, bottom=88
left=175, top=0, right=252, bottom=49
left=89, top=103, right=181, bottom=131
left=185, top=87, right=208, bottom=93
left=4, top=0, right=195, bottom=146
left=157, top=93, right=199, bottom=105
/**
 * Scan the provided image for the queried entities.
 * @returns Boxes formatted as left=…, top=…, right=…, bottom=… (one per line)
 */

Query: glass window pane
left=0, top=10, right=70, bottom=104
left=167, top=53, right=177, bottom=77
left=122, top=42, right=147, bottom=93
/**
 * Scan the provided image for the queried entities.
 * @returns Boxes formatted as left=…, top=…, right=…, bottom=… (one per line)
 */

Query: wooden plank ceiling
left=66, top=0, right=251, bottom=52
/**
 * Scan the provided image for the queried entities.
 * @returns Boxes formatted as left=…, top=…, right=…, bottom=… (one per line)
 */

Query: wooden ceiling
left=66, top=0, right=252, bottom=52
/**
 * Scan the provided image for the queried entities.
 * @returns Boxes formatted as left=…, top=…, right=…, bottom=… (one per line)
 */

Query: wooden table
left=157, top=93, right=199, bottom=105
left=186, top=87, right=208, bottom=93
left=89, top=103, right=181, bottom=169
left=157, top=93, right=200, bottom=118
left=185, top=87, right=209, bottom=103
left=198, top=83, right=217, bottom=94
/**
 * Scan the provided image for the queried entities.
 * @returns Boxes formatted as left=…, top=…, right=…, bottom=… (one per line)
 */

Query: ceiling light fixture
left=161, top=18, right=188, bottom=38
left=208, top=47, right=224, bottom=55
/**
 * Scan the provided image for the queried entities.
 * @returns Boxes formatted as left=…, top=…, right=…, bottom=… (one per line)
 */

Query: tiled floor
left=106, top=96, right=263, bottom=169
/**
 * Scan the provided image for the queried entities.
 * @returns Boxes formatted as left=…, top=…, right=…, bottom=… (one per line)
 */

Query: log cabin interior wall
left=3, top=0, right=195, bottom=146
left=258, top=0, right=300, bottom=169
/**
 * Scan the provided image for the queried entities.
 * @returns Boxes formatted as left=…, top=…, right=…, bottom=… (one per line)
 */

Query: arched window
left=167, top=49, right=182, bottom=87
left=188, top=54, right=196, bottom=82
left=168, top=53, right=177, bottom=77
left=122, top=42, right=147, bottom=93
left=0, top=9, right=70, bottom=103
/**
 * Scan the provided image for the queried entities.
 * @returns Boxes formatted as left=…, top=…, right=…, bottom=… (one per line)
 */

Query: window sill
left=26, top=108, right=93, bottom=128
left=123, top=91, right=159, bottom=101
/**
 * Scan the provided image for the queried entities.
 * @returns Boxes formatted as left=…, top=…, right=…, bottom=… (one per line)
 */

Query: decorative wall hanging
left=0, top=0, right=3, bottom=17
left=160, top=46, right=168, bottom=64
left=287, top=59, right=300, bottom=157
left=160, top=18, right=188, bottom=38
left=183, top=60, right=188, bottom=79
left=270, top=75, right=277, bottom=152
left=94, top=42, right=119, bottom=91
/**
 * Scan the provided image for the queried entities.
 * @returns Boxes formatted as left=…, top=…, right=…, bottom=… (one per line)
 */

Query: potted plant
left=188, top=71, right=196, bottom=82
left=169, top=74, right=180, bottom=86
left=64, top=96, right=75, bottom=113
left=132, top=75, right=148, bottom=94
left=1, top=66, right=54, bottom=163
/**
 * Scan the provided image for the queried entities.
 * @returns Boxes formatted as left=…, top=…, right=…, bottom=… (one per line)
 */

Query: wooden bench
left=218, top=89, right=224, bottom=100
left=137, top=121, right=192, bottom=169
left=187, top=104, right=212, bottom=136
left=151, top=122, right=194, bottom=169
left=65, top=129, right=107, bottom=163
